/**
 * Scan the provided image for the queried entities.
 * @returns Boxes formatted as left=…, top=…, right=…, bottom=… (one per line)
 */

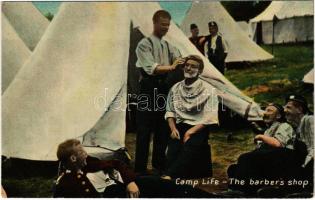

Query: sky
left=32, top=1, right=192, bottom=25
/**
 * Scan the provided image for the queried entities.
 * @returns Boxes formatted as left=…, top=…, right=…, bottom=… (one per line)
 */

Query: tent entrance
left=256, top=22, right=263, bottom=44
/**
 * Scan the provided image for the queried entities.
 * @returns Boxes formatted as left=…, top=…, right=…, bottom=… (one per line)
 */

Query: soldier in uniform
left=54, top=139, right=139, bottom=198
left=53, top=139, right=215, bottom=198
left=188, top=24, right=204, bottom=54
left=202, top=21, right=228, bottom=75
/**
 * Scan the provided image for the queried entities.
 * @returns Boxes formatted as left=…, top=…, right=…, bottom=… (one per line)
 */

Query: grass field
left=226, top=43, right=313, bottom=105
left=2, top=43, right=313, bottom=197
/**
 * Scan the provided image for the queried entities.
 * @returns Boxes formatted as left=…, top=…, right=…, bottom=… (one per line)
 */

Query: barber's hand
left=171, top=58, right=185, bottom=70
left=170, top=128, right=180, bottom=140
left=126, top=182, right=140, bottom=198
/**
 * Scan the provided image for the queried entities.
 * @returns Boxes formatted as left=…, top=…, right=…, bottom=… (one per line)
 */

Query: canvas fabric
left=180, top=2, right=274, bottom=62
left=2, top=2, right=49, bottom=50
left=3, top=2, right=264, bottom=161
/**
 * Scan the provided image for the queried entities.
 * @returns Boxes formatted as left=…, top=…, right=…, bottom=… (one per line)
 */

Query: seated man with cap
left=53, top=139, right=215, bottom=198
left=188, top=23, right=204, bottom=54
left=227, top=103, right=298, bottom=196
left=284, top=94, right=313, bottom=193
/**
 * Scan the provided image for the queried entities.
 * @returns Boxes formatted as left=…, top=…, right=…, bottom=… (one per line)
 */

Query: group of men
left=134, top=10, right=217, bottom=180
left=226, top=95, right=313, bottom=197
left=189, top=22, right=228, bottom=74
left=54, top=9, right=219, bottom=198
left=52, top=9, right=313, bottom=198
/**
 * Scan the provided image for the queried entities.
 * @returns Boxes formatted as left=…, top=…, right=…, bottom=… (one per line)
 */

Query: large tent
left=303, top=69, right=314, bottom=84
left=236, top=21, right=252, bottom=38
left=249, top=1, right=313, bottom=44
left=2, top=14, right=31, bottom=93
left=2, top=2, right=49, bottom=50
left=180, top=2, right=273, bottom=63
left=2, top=2, right=263, bottom=161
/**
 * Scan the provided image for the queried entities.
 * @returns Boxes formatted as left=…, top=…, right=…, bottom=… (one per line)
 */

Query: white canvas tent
left=3, top=2, right=129, bottom=161
left=249, top=1, right=314, bottom=44
left=303, top=69, right=314, bottom=84
left=2, top=2, right=263, bottom=161
left=180, top=2, right=274, bottom=63
left=2, top=13, right=31, bottom=93
left=2, top=2, right=50, bottom=50
left=237, top=21, right=252, bottom=38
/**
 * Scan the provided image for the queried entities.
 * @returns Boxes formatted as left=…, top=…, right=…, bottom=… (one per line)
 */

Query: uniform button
left=85, top=189, right=90, bottom=193
left=77, top=175, right=81, bottom=178
left=82, top=181, right=86, bottom=185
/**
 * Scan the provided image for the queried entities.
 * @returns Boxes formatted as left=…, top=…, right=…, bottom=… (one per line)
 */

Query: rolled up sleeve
left=273, top=123, right=294, bottom=148
left=136, top=39, right=158, bottom=75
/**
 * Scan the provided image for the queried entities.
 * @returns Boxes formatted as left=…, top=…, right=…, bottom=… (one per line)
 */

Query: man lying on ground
left=53, top=139, right=214, bottom=198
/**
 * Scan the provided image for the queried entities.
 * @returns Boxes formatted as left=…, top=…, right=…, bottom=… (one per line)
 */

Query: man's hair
left=152, top=10, right=171, bottom=23
left=185, top=55, right=204, bottom=73
left=208, top=21, right=218, bottom=28
left=190, top=23, right=198, bottom=30
left=285, top=94, right=309, bottom=114
left=290, top=100, right=308, bottom=114
left=57, top=139, right=81, bottom=163
left=267, top=103, right=285, bottom=122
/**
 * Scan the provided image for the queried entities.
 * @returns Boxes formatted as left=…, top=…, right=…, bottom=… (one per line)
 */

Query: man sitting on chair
left=163, top=55, right=218, bottom=179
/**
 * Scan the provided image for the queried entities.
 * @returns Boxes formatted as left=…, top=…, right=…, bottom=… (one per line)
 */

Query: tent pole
left=272, top=18, right=274, bottom=54
left=272, top=16, right=278, bottom=55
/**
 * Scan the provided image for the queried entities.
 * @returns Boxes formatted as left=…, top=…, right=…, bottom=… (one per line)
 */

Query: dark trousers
left=103, top=176, right=214, bottom=198
left=228, top=146, right=302, bottom=194
left=300, top=159, right=314, bottom=192
left=135, top=110, right=169, bottom=173
left=166, top=123, right=212, bottom=178
left=209, top=56, right=225, bottom=74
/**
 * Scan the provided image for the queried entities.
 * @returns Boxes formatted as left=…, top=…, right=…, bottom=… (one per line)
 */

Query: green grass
left=226, top=43, right=313, bottom=106
left=2, top=178, right=54, bottom=197
left=2, top=43, right=314, bottom=197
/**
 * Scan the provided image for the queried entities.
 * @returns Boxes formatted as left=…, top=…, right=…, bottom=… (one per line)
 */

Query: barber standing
left=135, top=10, right=185, bottom=175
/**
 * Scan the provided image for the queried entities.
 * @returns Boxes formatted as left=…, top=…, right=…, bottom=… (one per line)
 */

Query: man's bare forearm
left=153, top=65, right=175, bottom=75
left=167, top=117, right=177, bottom=131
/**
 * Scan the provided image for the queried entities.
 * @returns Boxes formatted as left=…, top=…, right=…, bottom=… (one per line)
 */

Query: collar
left=269, top=121, right=280, bottom=128
left=151, top=34, right=164, bottom=42
left=211, top=34, right=218, bottom=39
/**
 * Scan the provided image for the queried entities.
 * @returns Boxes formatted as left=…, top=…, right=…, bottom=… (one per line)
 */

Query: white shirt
left=86, top=170, right=123, bottom=193
left=296, top=115, right=314, bottom=167
left=263, top=121, right=295, bottom=149
left=204, top=34, right=228, bottom=58
left=136, top=34, right=181, bottom=75
left=165, top=79, right=219, bottom=125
